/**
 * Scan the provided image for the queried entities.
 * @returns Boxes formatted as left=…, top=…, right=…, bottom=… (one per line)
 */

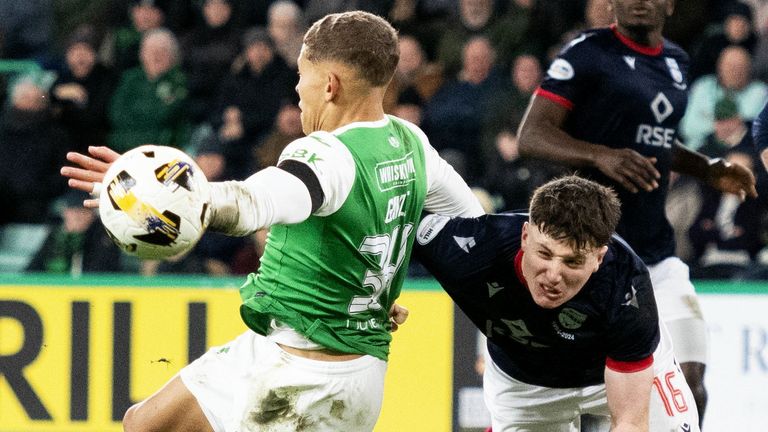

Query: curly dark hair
left=529, top=175, right=621, bottom=251
left=302, top=11, right=399, bottom=87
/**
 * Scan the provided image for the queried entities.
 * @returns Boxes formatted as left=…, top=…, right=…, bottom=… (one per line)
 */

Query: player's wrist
left=208, top=181, right=256, bottom=236
left=705, top=157, right=729, bottom=184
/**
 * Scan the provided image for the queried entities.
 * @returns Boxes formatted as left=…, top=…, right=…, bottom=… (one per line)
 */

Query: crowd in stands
left=1, top=0, right=767, bottom=280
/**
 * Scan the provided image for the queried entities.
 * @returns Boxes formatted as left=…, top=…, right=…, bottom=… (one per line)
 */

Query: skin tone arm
left=762, top=148, right=768, bottom=173
left=604, top=365, right=653, bottom=432
left=671, top=139, right=757, bottom=201
left=518, top=95, right=758, bottom=199
left=517, top=96, right=660, bottom=193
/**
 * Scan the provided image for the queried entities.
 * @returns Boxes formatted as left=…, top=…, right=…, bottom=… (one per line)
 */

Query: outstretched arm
left=517, top=94, right=660, bottom=193
left=61, top=146, right=315, bottom=235
left=671, top=139, right=757, bottom=200
left=605, top=364, right=653, bottom=432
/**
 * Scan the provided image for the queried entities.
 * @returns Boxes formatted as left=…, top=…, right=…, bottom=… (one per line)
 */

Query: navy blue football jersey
left=538, top=26, right=690, bottom=264
left=413, top=213, right=660, bottom=388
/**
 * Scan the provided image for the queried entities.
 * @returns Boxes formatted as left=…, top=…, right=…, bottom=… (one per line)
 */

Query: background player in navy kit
left=415, top=176, right=699, bottom=431
left=517, top=0, right=757, bottom=425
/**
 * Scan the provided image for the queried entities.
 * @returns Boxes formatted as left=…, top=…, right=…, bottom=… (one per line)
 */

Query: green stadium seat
left=0, top=223, right=51, bottom=272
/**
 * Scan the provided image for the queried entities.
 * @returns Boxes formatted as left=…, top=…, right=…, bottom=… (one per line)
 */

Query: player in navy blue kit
left=517, top=1, right=757, bottom=425
left=415, top=176, right=699, bottom=431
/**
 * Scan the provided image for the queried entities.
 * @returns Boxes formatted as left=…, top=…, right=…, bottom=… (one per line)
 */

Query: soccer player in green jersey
left=62, top=11, right=483, bottom=432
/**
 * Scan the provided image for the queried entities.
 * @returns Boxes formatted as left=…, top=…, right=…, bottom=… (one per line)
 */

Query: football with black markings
left=98, top=145, right=211, bottom=259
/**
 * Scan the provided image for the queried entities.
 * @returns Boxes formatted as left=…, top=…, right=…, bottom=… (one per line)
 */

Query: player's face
left=610, top=0, right=672, bottom=31
left=520, top=222, right=607, bottom=309
left=295, top=46, right=326, bottom=134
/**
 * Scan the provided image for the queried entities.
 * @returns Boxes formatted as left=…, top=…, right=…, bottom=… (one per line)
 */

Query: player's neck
left=614, top=24, right=663, bottom=50
left=322, top=94, right=386, bottom=131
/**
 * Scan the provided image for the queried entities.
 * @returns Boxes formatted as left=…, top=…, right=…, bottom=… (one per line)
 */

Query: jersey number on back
left=349, top=224, right=414, bottom=314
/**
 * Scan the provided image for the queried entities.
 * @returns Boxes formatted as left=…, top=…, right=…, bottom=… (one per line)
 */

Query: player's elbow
left=122, top=403, right=144, bottom=432
left=516, top=126, right=538, bottom=157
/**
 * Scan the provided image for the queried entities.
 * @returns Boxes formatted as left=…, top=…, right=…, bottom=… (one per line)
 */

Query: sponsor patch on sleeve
left=547, top=58, right=575, bottom=80
left=416, top=214, right=450, bottom=245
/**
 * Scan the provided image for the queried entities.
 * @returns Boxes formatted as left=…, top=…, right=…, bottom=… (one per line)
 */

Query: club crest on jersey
left=547, top=58, right=574, bottom=80
left=665, top=57, right=687, bottom=90
left=376, top=153, right=417, bottom=191
left=416, top=214, right=450, bottom=245
left=558, top=308, right=587, bottom=330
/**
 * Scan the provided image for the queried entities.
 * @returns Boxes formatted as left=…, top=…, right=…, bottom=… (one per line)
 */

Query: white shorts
left=648, top=257, right=708, bottom=364
left=483, top=324, right=700, bottom=432
left=179, top=330, right=387, bottom=432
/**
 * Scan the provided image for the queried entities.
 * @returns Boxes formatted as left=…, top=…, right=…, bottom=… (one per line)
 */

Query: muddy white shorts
left=648, top=257, right=708, bottom=364
left=483, top=324, right=700, bottom=431
left=179, top=330, right=387, bottom=432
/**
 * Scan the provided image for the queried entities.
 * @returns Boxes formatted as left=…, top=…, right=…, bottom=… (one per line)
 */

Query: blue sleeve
left=538, top=32, right=600, bottom=108
left=752, top=102, right=768, bottom=154
left=604, top=248, right=660, bottom=362
left=413, top=214, right=521, bottom=285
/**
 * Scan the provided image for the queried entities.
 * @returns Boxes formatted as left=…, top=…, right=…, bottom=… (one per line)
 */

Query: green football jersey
left=240, top=116, right=428, bottom=360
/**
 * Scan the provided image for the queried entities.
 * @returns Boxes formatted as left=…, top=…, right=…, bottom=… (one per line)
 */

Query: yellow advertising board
left=0, top=276, right=453, bottom=431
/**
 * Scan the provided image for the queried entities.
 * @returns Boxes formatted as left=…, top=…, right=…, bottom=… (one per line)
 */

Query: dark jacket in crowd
left=0, top=107, right=69, bottom=223
left=52, top=63, right=117, bottom=152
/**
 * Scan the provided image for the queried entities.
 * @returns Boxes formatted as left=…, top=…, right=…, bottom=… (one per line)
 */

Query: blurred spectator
left=0, top=0, right=53, bottom=61
left=422, top=35, right=501, bottom=184
left=481, top=130, right=565, bottom=211
left=680, top=45, right=768, bottom=150
left=253, top=100, right=303, bottom=170
left=743, top=0, right=768, bottom=34
left=689, top=2, right=758, bottom=82
left=482, top=53, right=542, bottom=157
left=51, top=25, right=116, bottom=153
left=107, top=28, right=190, bottom=153
left=198, top=27, right=295, bottom=180
left=664, top=0, right=716, bottom=54
left=101, top=0, right=167, bottom=74
left=179, top=0, right=240, bottom=124
left=266, top=0, right=305, bottom=70
left=0, top=78, right=69, bottom=224
left=27, top=190, right=124, bottom=274
left=192, top=99, right=303, bottom=181
left=699, top=97, right=750, bottom=158
left=435, top=0, right=532, bottom=77
left=388, top=0, right=453, bottom=61
left=302, top=0, right=395, bottom=27
left=688, top=150, right=766, bottom=279
left=52, top=0, right=112, bottom=57
left=145, top=231, right=249, bottom=275
left=391, top=87, right=424, bottom=126
left=384, top=34, right=443, bottom=113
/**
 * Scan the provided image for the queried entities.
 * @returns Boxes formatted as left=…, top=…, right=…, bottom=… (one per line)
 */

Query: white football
left=98, top=145, right=211, bottom=259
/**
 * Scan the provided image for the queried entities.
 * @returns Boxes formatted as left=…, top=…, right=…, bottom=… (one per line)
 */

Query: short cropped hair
left=529, top=175, right=621, bottom=251
left=302, top=11, right=398, bottom=87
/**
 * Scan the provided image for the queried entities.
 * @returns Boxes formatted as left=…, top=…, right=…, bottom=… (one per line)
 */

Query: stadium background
left=2, top=0, right=768, bottom=430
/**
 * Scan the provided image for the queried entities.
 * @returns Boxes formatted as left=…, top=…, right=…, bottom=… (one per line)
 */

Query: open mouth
left=540, top=284, right=561, bottom=300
